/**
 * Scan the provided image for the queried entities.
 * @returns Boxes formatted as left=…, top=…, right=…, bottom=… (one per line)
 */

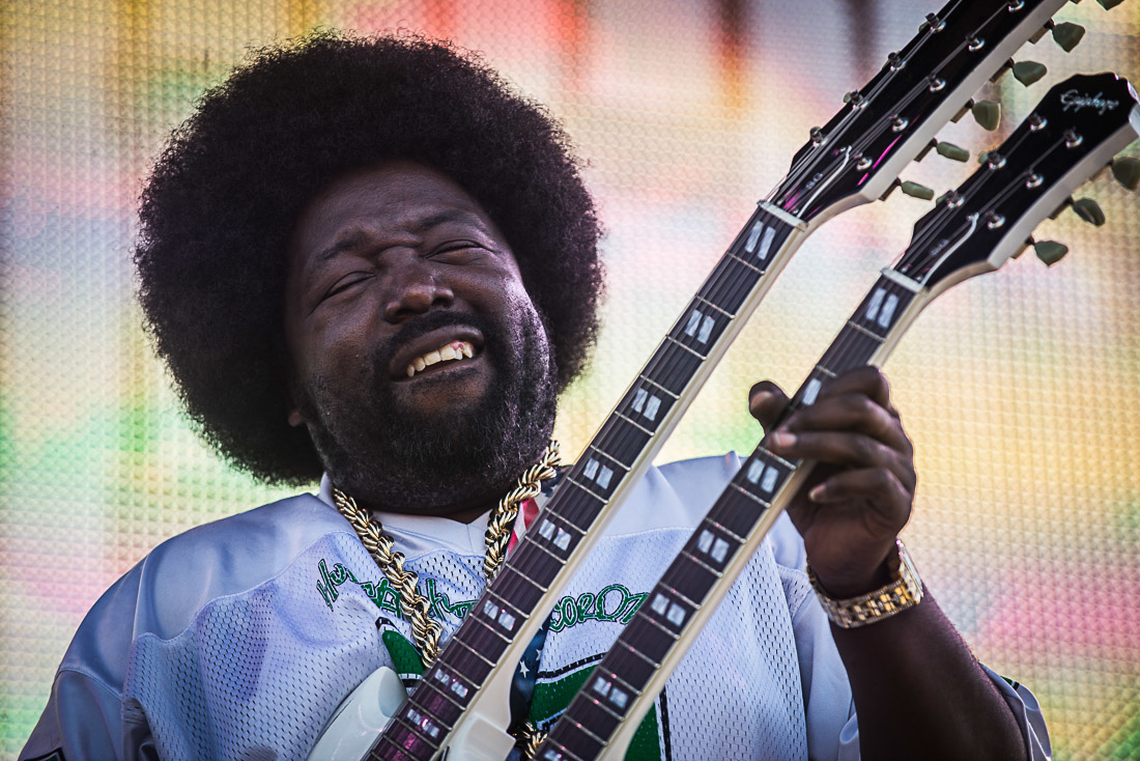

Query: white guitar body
left=310, top=666, right=516, bottom=760
left=309, top=667, right=407, bottom=760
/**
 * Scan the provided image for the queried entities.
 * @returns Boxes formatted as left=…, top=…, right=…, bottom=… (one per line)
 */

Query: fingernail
left=809, top=484, right=825, bottom=502
left=770, top=430, right=796, bottom=449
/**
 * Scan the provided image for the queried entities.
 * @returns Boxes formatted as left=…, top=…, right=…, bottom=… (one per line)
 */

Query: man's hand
left=749, top=366, right=916, bottom=598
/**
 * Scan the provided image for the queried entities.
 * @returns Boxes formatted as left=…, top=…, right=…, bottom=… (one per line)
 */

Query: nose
left=382, top=258, right=454, bottom=323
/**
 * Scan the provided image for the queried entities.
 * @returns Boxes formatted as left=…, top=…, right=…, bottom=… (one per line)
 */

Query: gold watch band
left=807, top=539, right=923, bottom=629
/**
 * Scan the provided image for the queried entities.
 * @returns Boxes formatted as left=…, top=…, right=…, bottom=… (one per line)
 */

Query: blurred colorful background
left=2, top=1, right=1139, bottom=758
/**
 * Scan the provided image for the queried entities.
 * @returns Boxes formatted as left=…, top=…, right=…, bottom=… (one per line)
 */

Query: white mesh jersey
left=21, top=454, right=1051, bottom=761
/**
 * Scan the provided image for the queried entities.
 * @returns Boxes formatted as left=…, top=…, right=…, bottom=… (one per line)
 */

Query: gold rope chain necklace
left=331, top=441, right=561, bottom=756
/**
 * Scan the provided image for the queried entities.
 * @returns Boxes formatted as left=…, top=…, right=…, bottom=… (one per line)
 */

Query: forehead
left=287, top=160, right=508, bottom=272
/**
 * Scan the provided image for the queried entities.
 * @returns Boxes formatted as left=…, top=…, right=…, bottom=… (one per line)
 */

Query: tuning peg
left=1072, top=198, right=1106, bottom=226
left=934, top=141, right=971, bottom=162
left=1052, top=22, right=1086, bottom=51
left=972, top=100, right=1001, bottom=131
left=900, top=181, right=935, bottom=200
left=1111, top=157, right=1140, bottom=191
left=990, top=61, right=1013, bottom=84
left=1012, top=61, right=1048, bottom=86
left=1097, top=0, right=1125, bottom=9
left=1033, top=239, right=1070, bottom=266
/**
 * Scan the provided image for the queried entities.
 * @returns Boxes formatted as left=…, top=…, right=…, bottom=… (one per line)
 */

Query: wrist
left=807, top=539, right=923, bottom=629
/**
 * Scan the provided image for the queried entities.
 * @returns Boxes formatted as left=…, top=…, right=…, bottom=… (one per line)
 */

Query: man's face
left=283, top=160, right=557, bottom=518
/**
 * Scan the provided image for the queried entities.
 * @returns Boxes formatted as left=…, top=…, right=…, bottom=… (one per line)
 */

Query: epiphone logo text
left=1060, top=90, right=1120, bottom=115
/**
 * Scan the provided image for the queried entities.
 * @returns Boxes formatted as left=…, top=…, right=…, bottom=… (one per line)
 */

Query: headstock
left=771, top=0, right=1090, bottom=225
left=892, top=72, right=1140, bottom=295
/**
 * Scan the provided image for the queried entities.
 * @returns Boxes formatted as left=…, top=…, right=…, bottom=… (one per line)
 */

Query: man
left=22, top=33, right=1048, bottom=760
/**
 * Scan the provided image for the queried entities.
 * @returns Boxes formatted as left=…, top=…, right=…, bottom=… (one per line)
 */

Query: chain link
left=331, top=440, right=561, bottom=667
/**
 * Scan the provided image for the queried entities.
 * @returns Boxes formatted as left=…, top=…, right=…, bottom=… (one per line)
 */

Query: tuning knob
left=1097, top=0, right=1125, bottom=9
left=900, top=181, right=935, bottom=200
left=1012, top=61, right=1048, bottom=86
left=1072, top=198, right=1106, bottom=226
left=1111, top=157, right=1140, bottom=191
left=1052, top=22, right=1086, bottom=51
left=972, top=100, right=1002, bottom=131
left=1033, top=239, right=1070, bottom=266
left=934, top=141, right=971, bottom=162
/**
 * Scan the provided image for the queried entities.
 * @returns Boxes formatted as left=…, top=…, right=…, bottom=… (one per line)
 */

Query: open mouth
left=405, top=339, right=477, bottom=378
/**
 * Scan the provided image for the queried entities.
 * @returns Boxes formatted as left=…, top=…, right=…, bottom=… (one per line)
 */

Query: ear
left=281, top=375, right=306, bottom=428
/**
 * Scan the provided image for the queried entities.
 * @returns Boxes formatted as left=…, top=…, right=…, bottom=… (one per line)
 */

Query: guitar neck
left=536, top=269, right=934, bottom=760
left=372, top=201, right=809, bottom=759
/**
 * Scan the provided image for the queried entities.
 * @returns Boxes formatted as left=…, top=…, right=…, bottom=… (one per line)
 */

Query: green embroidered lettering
left=317, top=559, right=338, bottom=609
left=596, top=584, right=633, bottom=622
left=576, top=592, right=598, bottom=624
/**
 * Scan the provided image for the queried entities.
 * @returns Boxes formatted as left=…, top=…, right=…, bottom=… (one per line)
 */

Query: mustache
left=372, top=310, right=498, bottom=379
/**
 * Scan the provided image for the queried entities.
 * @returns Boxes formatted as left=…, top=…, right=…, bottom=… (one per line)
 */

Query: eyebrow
left=310, top=209, right=493, bottom=269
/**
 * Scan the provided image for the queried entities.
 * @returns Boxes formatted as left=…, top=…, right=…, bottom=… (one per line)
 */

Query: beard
left=293, top=305, right=558, bottom=515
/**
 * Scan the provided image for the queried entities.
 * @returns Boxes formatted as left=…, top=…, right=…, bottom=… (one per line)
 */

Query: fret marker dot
left=711, top=537, right=730, bottom=563
left=747, top=460, right=765, bottom=484
left=865, top=287, right=886, bottom=322
left=542, top=751, right=564, bottom=761
left=498, top=610, right=516, bottom=630
left=667, top=603, right=687, bottom=626
left=697, top=529, right=714, bottom=553
left=697, top=315, right=715, bottom=344
left=644, top=395, right=661, bottom=421
left=761, top=467, right=780, bottom=493
left=757, top=226, right=776, bottom=260
left=596, top=465, right=613, bottom=489
left=554, top=527, right=572, bottom=550
left=538, top=519, right=555, bottom=539
left=744, top=221, right=765, bottom=253
left=593, top=676, right=611, bottom=697
left=684, top=310, right=703, bottom=337
left=632, top=388, right=648, bottom=412
left=803, top=378, right=822, bottom=406
left=610, top=685, right=629, bottom=709
left=584, top=458, right=599, bottom=479
left=451, top=681, right=468, bottom=698
left=878, top=294, right=899, bottom=328
left=483, top=601, right=499, bottom=619
left=651, top=593, right=669, bottom=614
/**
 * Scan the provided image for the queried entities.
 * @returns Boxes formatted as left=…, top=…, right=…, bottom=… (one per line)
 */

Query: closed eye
left=321, top=273, right=372, bottom=301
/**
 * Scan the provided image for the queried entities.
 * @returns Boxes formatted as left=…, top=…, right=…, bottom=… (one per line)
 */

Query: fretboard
left=371, top=204, right=806, bottom=759
left=534, top=271, right=924, bottom=760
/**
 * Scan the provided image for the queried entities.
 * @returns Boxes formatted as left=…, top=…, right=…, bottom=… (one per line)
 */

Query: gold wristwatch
left=807, top=539, right=923, bottom=629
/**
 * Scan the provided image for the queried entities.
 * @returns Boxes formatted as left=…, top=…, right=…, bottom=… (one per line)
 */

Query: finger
left=805, top=467, right=912, bottom=530
left=767, top=429, right=916, bottom=493
left=813, top=366, right=898, bottom=419
left=779, top=391, right=913, bottom=457
left=749, top=380, right=790, bottom=432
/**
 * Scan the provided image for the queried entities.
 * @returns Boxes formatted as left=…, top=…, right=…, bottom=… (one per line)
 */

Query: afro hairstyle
left=135, top=31, right=604, bottom=486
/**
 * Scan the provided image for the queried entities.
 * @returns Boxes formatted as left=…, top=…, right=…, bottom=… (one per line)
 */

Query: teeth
left=405, top=340, right=475, bottom=378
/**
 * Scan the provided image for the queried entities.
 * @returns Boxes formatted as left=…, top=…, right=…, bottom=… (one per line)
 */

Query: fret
left=726, top=208, right=792, bottom=267
left=695, top=294, right=733, bottom=318
left=706, top=489, right=768, bottom=540
left=410, top=679, right=465, bottom=727
left=612, top=410, right=654, bottom=437
left=371, top=735, right=417, bottom=760
left=538, top=742, right=582, bottom=761
left=580, top=668, right=640, bottom=718
left=490, top=565, right=546, bottom=614
left=644, top=338, right=703, bottom=396
left=545, top=722, right=603, bottom=760
left=614, top=378, right=678, bottom=436
left=568, top=448, right=627, bottom=501
left=592, top=414, right=652, bottom=468
left=394, top=706, right=444, bottom=748
left=606, top=640, right=658, bottom=688
left=616, top=615, right=675, bottom=665
left=701, top=253, right=763, bottom=314
left=733, top=450, right=796, bottom=504
left=375, top=726, right=430, bottom=760
left=849, top=276, right=917, bottom=339
left=513, top=525, right=576, bottom=583
left=445, top=636, right=495, bottom=683
left=667, top=299, right=732, bottom=359
left=818, top=326, right=881, bottom=373
left=674, top=521, right=741, bottom=579
left=472, top=596, right=523, bottom=640
left=454, top=615, right=511, bottom=664
left=426, top=663, right=475, bottom=704
left=640, top=583, right=697, bottom=637
left=545, top=482, right=605, bottom=533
